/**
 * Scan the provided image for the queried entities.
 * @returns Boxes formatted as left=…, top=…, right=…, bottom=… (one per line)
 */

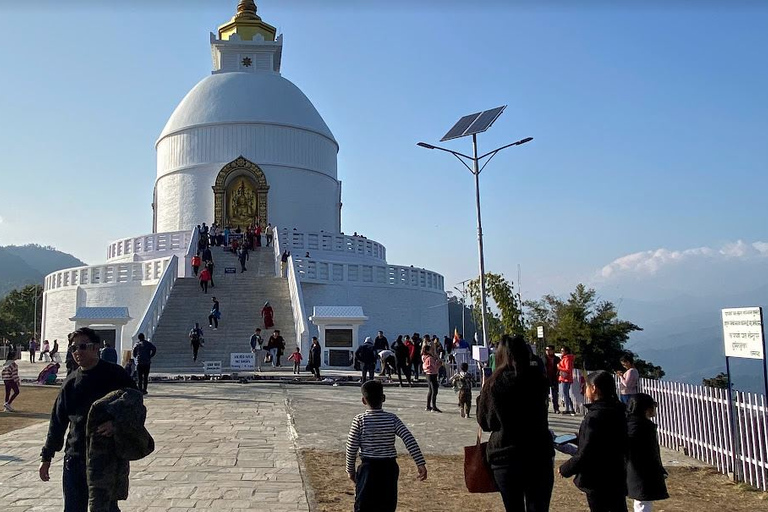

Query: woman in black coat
left=626, top=393, right=668, bottom=511
left=308, top=337, right=322, bottom=381
left=477, top=335, right=555, bottom=511
left=559, top=370, right=628, bottom=512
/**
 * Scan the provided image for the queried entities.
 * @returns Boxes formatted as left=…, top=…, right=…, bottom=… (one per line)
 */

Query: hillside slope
left=0, top=244, right=85, bottom=297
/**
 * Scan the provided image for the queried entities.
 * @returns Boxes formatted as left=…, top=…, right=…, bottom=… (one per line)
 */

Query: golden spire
left=235, top=0, right=258, bottom=19
left=219, top=0, right=276, bottom=42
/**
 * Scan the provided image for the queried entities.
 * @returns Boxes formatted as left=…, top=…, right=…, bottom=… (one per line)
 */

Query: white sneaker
left=4, top=403, right=14, bottom=412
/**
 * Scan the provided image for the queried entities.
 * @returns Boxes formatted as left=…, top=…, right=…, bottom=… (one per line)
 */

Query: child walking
left=559, top=370, right=629, bottom=512
left=450, top=362, right=476, bottom=418
left=627, top=393, right=668, bottom=512
left=288, top=347, right=303, bottom=374
left=2, top=350, right=21, bottom=412
left=346, top=380, right=427, bottom=512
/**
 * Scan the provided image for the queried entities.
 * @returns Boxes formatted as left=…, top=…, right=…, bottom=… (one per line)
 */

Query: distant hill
left=615, top=287, right=768, bottom=394
left=0, top=244, right=85, bottom=297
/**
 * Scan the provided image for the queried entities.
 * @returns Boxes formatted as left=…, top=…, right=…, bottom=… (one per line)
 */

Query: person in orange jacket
left=557, top=346, right=576, bottom=415
left=191, top=253, right=202, bottom=276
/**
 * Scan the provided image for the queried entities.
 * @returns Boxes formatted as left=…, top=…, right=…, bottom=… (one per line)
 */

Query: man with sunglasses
left=39, top=327, right=136, bottom=512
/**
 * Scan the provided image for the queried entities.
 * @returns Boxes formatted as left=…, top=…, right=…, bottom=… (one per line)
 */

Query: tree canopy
left=0, top=284, right=43, bottom=343
left=466, top=272, right=524, bottom=342
left=524, top=283, right=663, bottom=378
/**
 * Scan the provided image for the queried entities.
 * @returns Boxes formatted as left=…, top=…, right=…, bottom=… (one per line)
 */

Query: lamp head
left=516, top=137, right=534, bottom=145
left=417, top=142, right=436, bottom=150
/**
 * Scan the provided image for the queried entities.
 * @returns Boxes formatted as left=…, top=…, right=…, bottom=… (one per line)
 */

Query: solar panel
left=465, top=106, right=506, bottom=136
left=440, top=112, right=481, bottom=142
left=440, top=106, right=506, bottom=141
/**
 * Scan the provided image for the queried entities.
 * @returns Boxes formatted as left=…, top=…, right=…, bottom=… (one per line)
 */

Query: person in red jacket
left=557, top=346, right=576, bottom=415
left=199, top=267, right=211, bottom=294
left=191, top=253, right=202, bottom=276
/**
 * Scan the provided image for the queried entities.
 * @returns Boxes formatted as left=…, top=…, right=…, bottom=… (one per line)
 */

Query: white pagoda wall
left=42, top=283, right=156, bottom=355
left=155, top=123, right=340, bottom=233
left=301, top=282, right=449, bottom=342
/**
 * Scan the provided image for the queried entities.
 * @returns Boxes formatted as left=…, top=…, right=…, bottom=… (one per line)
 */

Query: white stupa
left=41, top=1, right=448, bottom=369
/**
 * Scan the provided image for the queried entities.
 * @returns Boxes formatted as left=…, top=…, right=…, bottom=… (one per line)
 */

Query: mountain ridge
left=0, top=244, right=86, bottom=297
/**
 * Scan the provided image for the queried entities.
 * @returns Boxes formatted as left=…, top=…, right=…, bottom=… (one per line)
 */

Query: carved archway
left=212, top=156, right=269, bottom=228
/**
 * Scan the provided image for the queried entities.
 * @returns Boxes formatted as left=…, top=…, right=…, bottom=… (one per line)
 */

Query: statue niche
left=212, top=156, right=269, bottom=229
left=228, top=177, right=258, bottom=228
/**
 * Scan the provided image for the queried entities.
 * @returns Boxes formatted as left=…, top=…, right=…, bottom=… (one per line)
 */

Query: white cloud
left=599, top=240, right=768, bottom=279
left=0, top=215, right=4, bottom=224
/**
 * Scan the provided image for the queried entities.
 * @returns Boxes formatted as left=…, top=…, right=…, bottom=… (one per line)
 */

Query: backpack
left=190, top=330, right=201, bottom=343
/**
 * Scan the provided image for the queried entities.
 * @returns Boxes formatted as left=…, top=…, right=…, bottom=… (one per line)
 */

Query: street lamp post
left=418, top=135, right=532, bottom=347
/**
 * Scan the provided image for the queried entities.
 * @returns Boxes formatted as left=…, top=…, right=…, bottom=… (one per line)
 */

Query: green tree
left=524, top=284, right=662, bottom=377
left=0, top=284, right=43, bottom=342
left=702, top=372, right=730, bottom=389
left=467, top=272, right=524, bottom=343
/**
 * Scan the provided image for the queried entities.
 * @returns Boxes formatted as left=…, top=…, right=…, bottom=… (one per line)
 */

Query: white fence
left=107, top=230, right=192, bottom=262
left=274, top=227, right=309, bottom=351
left=638, top=377, right=768, bottom=491
left=279, top=228, right=386, bottom=262
left=292, top=257, right=445, bottom=291
left=132, top=255, right=178, bottom=345
left=45, top=258, right=171, bottom=291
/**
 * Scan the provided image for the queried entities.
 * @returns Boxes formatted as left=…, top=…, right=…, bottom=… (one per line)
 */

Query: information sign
left=203, top=361, right=222, bottom=374
left=230, top=352, right=255, bottom=370
left=722, top=307, right=764, bottom=360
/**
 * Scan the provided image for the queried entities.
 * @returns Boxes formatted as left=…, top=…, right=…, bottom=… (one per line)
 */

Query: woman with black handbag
left=476, top=334, right=554, bottom=511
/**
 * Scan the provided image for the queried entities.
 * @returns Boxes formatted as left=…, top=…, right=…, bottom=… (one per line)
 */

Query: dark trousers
left=137, top=364, right=151, bottom=392
left=4, top=379, right=20, bottom=404
left=191, top=342, right=200, bottom=362
left=200, top=280, right=208, bottom=293
left=361, top=364, right=375, bottom=383
left=458, top=389, right=472, bottom=416
left=29, top=350, right=36, bottom=363
left=586, top=492, right=628, bottom=512
left=396, top=364, right=412, bottom=385
left=311, top=364, right=321, bottom=379
left=492, top=458, right=554, bottom=512
left=411, top=359, right=420, bottom=380
left=355, top=458, right=398, bottom=512
left=63, top=456, right=120, bottom=512
left=549, top=383, right=560, bottom=412
left=426, top=374, right=439, bottom=409
left=293, top=362, right=300, bottom=374
left=266, top=234, right=273, bottom=246
left=192, top=265, right=199, bottom=276
left=208, top=314, right=218, bottom=328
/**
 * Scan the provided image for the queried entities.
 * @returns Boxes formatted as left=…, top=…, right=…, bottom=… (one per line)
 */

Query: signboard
left=472, top=345, right=489, bottom=362
left=203, top=361, right=222, bottom=374
left=224, top=267, right=237, bottom=274
left=722, top=307, right=764, bottom=360
left=230, top=352, right=255, bottom=370
left=537, top=326, right=544, bottom=339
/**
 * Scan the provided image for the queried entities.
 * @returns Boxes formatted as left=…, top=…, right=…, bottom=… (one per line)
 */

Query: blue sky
left=1, top=1, right=767, bottom=301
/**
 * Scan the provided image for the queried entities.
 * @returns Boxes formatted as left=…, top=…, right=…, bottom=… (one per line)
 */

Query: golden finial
left=236, top=0, right=258, bottom=19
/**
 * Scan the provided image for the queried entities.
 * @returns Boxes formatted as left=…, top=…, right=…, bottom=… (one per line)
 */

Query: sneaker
left=433, top=407, right=443, bottom=413
left=209, top=325, right=213, bottom=328
left=425, top=407, right=432, bottom=411
left=4, top=403, right=15, bottom=412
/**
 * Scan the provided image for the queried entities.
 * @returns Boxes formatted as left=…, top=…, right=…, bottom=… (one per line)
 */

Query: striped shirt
left=345, top=409, right=426, bottom=474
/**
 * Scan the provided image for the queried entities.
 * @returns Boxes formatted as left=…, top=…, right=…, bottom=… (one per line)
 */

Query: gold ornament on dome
left=228, top=178, right=258, bottom=228
left=212, top=156, right=269, bottom=230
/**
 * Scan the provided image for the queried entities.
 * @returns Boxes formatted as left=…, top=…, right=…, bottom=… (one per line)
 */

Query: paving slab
left=0, top=382, right=310, bottom=512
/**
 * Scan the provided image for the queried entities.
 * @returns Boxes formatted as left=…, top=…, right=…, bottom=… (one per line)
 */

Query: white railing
left=279, top=228, right=386, bottom=262
left=106, top=230, right=192, bottom=262
left=182, top=227, right=200, bottom=277
left=274, top=227, right=309, bottom=351
left=638, top=377, right=768, bottom=491
left=292, top=257, right=445, bottom=291
left=132, top=255, right=178, bottom=345
left=45, top=258, right=172, bottom=291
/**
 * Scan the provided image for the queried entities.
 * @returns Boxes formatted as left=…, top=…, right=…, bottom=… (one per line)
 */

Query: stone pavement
left=0, top=383, right=309, bottom=512
left=0, top=380, right=705, bottom=512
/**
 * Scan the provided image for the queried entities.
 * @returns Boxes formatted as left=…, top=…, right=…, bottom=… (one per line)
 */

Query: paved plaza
left=0, top=381, right=703, bottom=511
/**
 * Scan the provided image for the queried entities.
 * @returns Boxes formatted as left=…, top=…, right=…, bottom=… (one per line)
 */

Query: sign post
left=720, top=306, right=766, bottom=480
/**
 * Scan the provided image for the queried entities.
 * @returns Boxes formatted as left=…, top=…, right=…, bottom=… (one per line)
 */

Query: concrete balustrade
left=292, top=257, right=444, bottom=291
left=44, top=258, right=172, bottom=291
left=106, top=230, right=192, bottom=262
left=279, top=228, right=386, bottom=262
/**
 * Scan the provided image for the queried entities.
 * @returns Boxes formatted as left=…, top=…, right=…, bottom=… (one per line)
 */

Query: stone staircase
left=149, top=246, right=296, bottom=372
